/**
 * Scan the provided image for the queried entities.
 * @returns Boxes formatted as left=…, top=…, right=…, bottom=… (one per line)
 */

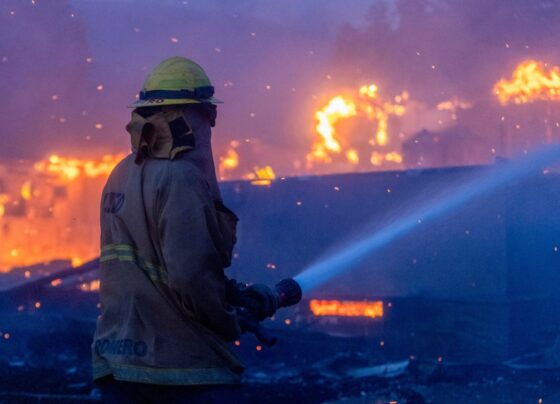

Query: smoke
left=333, top=0, right=560, bottom=101
left=1, top=0, right=560, bottom=172
left=0, top=0, right=92, bottom=159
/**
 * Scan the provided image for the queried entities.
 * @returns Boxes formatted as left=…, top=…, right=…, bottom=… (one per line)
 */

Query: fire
left=494, top=59, right=560, bottom=105
left=310, top=299, right=384, bottom=319
left=218, top=141, right=240, bottom=180
left=218, top=140, right=278, bottom=186
left=247, top=165, right=276, bottom=186
left=34, top=154, right=124, bottom=181
left=346, top=148, right=359, bottom=165
left=311, top=96, right=357, bottom=161
left=385, top=151, right=403, bottom=164
left=0, top=153, right=124, bottom=271
left=20, top=181, right=32, bottom=201
left=307, top=83, right=406, bottom=169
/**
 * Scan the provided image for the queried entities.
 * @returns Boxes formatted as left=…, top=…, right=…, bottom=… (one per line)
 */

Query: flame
left=359, top=85, right=407, bottom=147
left=247, top=165, right=276, bottom=186
left=219, top=141, right=240, bottom=180
left=0, top=193, right=8, bottom=218
left=346, top=148, right=359, bottom=165
left=385, top=151, right=403, bottom=164
left=494, top=60, right=560, bottom=105
left=309, top=96, right=357, bottom=164
left=307, top=83, right=406, bottom=169
left=310, top=299, right=384, bottom=319
left=0, top=153, right=124, bottom=271
left=20, top=181, right=32, bottom=201
left=218, top=140, right=278, bottom=186
left=33, top=154, right=124, bottom=181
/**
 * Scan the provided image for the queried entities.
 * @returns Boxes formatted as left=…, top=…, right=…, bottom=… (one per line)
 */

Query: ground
left=0, top=321, right=557, bottom=404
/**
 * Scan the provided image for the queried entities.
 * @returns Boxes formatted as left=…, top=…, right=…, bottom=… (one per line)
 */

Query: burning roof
left=494, top=60, right=560, bottom=106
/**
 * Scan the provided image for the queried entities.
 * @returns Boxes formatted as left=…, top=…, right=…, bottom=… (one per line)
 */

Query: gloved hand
left=241, top=284, right=279, bottom=321
left=236, top=307, right=278, bottom=347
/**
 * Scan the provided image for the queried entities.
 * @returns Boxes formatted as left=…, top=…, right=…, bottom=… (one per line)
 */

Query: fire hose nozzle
left=274, top=278, right=302, bottom=308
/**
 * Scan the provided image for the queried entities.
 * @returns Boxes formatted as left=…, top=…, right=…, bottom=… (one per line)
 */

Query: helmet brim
left=128, top=96, right=223, bottom=108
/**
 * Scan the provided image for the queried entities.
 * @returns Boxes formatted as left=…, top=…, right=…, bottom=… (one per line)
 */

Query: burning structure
left=0, top=155, right=122, bottom=272
left=2, top=58, right=560, bottom=273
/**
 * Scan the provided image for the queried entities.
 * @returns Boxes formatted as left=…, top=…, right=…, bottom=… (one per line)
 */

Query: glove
left=242, top=284, right=279, bottom=321
left=236, top=307, right=278, bottom=347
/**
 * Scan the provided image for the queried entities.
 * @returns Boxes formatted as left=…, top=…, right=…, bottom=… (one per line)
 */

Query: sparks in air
left=493, top=59, right=560, bottom=105
left=307, top=83, right=407, bottom=170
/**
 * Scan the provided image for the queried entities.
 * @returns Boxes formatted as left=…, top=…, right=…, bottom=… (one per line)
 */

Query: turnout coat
left=92, top=153, right=243, bottom=385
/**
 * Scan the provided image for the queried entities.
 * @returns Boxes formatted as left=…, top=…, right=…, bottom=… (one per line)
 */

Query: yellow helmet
left=129, top=56, right=222, bottom=108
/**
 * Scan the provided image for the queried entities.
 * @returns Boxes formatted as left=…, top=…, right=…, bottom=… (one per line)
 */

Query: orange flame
left=494, top=60, right=560, bottom=105
left=247, top=165, right=276, bottom=186
left=308, top=96, right=357, bottom=165
left=0, top=154, right=124, bottom=271
left=310, top=299, right=384, bottom=319
left=34, top=154, right=124, bottom=181
left=219, top=141, right=240, bottom=180
left=307, top=83, right=406, bottom=169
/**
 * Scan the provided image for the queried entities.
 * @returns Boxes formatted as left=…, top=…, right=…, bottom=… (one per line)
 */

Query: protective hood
left=126, top=107, right=222, bottom=201
left=180, top=107, right=223, bottom=202
left=126, top=108, right=194, bottom=162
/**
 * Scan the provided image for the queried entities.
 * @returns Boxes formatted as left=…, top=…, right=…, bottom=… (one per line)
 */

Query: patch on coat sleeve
left=103, top=192, right=126, bottom=213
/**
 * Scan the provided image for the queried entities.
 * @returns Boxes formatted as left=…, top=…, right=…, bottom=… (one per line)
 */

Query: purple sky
left=1, top=0, right=560, bottom=174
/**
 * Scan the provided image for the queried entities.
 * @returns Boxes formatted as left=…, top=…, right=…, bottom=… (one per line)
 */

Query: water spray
left=295, top=145, right=560, bottom=293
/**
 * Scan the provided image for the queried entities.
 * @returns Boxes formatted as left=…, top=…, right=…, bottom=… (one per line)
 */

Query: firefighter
left=92, top=56, right=278, bottom=403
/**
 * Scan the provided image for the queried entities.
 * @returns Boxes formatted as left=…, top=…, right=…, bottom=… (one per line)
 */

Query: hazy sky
left=1, top=0, right=559, bottom=174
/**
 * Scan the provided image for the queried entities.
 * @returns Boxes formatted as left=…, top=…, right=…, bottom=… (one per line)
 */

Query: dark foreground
left=0, top=322, right=557, bottom=404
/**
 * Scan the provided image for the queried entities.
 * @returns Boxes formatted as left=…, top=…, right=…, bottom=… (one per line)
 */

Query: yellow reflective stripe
left=101, top=244, right=168, bottom=285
